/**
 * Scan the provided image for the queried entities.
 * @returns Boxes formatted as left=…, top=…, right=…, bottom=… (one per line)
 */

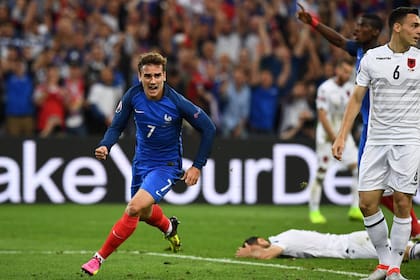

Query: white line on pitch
left=0, top=250, right=367, bottom=278
left=145, top=252, right=367, bottom=278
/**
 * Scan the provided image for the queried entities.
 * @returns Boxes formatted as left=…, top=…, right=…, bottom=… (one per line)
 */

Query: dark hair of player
left=361, top=13, right=384, bottom=32
left=243, top=236, right=259, bottom=247
left=388, top=7, right=419, bottom=30
left=137, top=52, right=167, bottom=72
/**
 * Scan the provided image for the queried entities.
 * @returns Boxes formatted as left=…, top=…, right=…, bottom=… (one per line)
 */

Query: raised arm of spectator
left=296, top=3, right=348, bottom=49
left=257, top=15, right=272, bottom=57
left=22, top=1, right=37, bottom=31
left=303, top=30, right=323, bottom=81
left=248, top=18, right=267, bottom=87
left=275, top=45, right=291, bottom=89
left=293, top=23, right=309, bottom=58
left=249, top=47, right=261, bottom=86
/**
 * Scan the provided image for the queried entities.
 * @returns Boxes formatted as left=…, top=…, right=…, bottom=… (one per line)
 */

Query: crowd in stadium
left=0, top=0, right=417, bottom=139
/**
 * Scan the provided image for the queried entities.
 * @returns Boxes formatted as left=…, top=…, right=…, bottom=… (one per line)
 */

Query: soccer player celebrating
left=332, top=7, right=420, bottom=280
left=81, top=52, right=216, bottom=276
left=308, top=58, right=361, bottom=224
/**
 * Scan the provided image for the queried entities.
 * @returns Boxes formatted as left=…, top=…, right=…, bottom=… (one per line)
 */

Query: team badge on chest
left=164, top=114, right=172, bottom=123
left=407, top=57, right=416, bottom=71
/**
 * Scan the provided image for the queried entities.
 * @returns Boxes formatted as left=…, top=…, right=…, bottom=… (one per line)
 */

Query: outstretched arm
left=235, top=243, right=284, bottom=259
left=296, top=3, right=348, bottom=49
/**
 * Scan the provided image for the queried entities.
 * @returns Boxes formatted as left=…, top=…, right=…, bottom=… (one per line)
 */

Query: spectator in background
left=0, top=20, right=15, bottom=58
left=166, top=66, right=185, bottom=95
left=239, top=14, right=263, bottom=63
left=33, top=64, right=66, bottom=138
left=316, top=59, right=336, bottom=86
left=215, top=53, right=233, bottom=85
left=220, top=66, right=251, bottom=138
left=185, top=53, right=217, bottom=120
left=214, top=13, right=241, bottom=64
left=0, top=0, right=405, bottom=139
left=197, top=39, right=217, bottom=79
left=278, top=80, right=315, bottom=141
left=123, top=9, right=152, bottom=55
left=32, top=46, right=58, bottom=84
left=287, top=21, right=323, bottom=86
left=248, top=68, right=282, bottom=135
left=202, top=61, right=223, bottom=128
left=259, top=43, right=293, bottom=94
left=85, top=43, right=108, bottom=90
left=246, top=14, right=289, bottom=135
left=65, top=34, right=88, bottom=72
left=95, top=17, right=126, bottom=89
left=2, top=57, right=35, bottom=137
left=63, top=56, right=87, bottom=137
left=85, top=66, right=123, bottom=135
left=0, top=3, right=9, bottom=29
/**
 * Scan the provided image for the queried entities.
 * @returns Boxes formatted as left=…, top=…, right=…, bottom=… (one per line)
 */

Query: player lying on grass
left=235, top=229, right=419, bottom=261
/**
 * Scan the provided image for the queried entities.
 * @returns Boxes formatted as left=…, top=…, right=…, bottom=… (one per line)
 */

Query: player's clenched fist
left=181, top=166, right=201, bottom=186
left=95, top=146, right=109, bottom=160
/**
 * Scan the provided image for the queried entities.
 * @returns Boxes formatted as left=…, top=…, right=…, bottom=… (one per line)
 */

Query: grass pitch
left=0, top=204, right=419, bottom=280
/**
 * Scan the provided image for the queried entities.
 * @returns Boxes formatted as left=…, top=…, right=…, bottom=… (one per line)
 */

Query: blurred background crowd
left=0, top=0, right=418, bottom=140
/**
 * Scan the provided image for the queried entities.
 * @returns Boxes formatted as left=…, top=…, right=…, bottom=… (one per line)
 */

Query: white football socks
left=364, top=210, right=391, bottom=266
left=389, top=216, right=411, bottom=269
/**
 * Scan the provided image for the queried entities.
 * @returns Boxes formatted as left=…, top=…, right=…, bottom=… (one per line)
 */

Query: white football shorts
left=359, top=145, right=420, bottom=194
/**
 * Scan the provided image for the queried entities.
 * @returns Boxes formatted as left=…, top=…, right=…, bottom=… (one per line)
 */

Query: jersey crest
left=408, top=58, right=416, bottom=70
left=164, top=114, right=172, bottom=123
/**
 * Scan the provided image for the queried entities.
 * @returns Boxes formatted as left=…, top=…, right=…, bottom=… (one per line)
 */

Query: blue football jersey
left=98, top=83, right=216, bottom=170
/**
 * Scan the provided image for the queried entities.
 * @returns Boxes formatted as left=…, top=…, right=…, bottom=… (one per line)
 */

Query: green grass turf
left=0, top=204, right=419, bottom=280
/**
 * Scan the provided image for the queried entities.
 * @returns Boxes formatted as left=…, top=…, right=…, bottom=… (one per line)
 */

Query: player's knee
left=126, top=202, right=152, bottom=218
left=394, top=201, right=412, bottom=217
left=125, top=204, right=142, bottom=217
left=393, top=193, right=412, bottom=217
left=359, top=201, right=379, bottom=216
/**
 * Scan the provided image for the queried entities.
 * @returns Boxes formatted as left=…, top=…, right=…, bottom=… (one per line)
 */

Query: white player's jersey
left=316, top=77, right=354, bottom=144
left=357, top=45, right=420, bottom=145
left=268, top=229, right=377, bottom=259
